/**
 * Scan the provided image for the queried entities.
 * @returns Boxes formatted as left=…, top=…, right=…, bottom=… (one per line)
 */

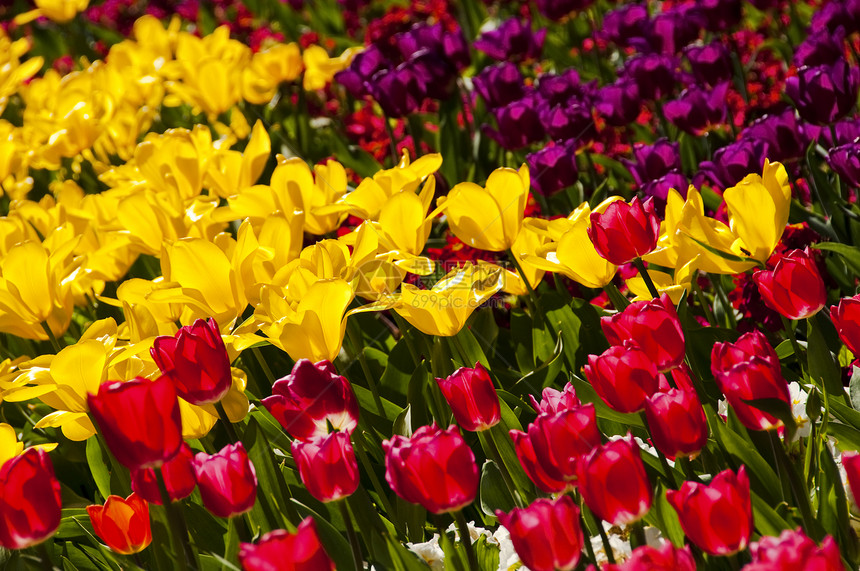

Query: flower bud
left=588, top=196, right=661, bottom=265
left=752, top=248, right=826, bottom=320
left=577, top=435, right=652, bottom=525
left=645, top=389, right=708, bottom=459
left=238, top=518, right=335, bottom=571
left=584, top=341, right=663, bottom=413
left=87, top=493, right=152, bottom=555
left=194, top=443, right=257, bottom=519
left=496, top=496, right=584, bottom=571
left=830, top=294, right=860, bottom=357
left=601, top=293, right=685, bottom=372
left=435, top=363, right=501, bottom=432
left=0, top=448, right=62, bottom=549
left=291, top=432, right=359, bottom=503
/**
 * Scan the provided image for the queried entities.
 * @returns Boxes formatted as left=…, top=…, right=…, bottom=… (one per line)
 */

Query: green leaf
left=712, top=421, right=782, bottom=505
left=241, top=418, right=293, bottom=531
left=85, top=437, right=112, bottom=501
left=510, top=334, right=564, bottom=397
left=741, top=397, right=797, bottom=444
left=751, top=492, right=792, bottom=537
left=813, top=242, right=860, bottom=275
left=476, top=535, right=501, bottom=571
left=478, top=459, right=515, bottom=517
left=849, top=365, right=860, bottom=411
left=568, top=375, right=645, bottom=428
left=646, top=483, right=685, bottom=547
left=808, top=313, right=844, bottom=395
left=290, top=501, right=354, bottom=571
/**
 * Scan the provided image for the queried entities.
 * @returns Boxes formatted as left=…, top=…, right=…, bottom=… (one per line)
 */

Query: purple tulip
left=619, top=54, right=679, bottom=101
left=601, top=4, right=651, bottom=49
left=663, top=82, right=729, bottom=134
left=826, top=117, right=860, bottom=146
left=698, top=139, right=769, bottom=189
left=474, top=19, right=546, bottom=62
left=650, top=5, right=705, bottom=54
left=787, top=59, right=860, bottom=125
left=794, top=28, right=846, bottom=67
left=527, top=141, right=580, bottom=196
left=685, top=42, right=733, bottom=87
left=537, top=69, right=587, bottom=107
left=809, top=1, right=856, bottom=35
left=539, top=100, right=596, bottom=142
left=396, top=22, right=471, bottom=72
left=370, top=64, right=425, bottom=117
left=473, top=63, right=525, bottom=110
left=595, top=78, right=642, bottom=127
left=623, top=139, right=682, bottom=187
left=741, top=108, right=805, bottom=162
left=335, top=45, right=389, bottom=98
left=697, top=0, right=742, bottom=32
left=484, top=93, right=546, bottom=149
left=828, top=143, right=860, bottom=186
left=535, top=0, right=594, bottom=21
left=642, top=170, right=689, bottom=209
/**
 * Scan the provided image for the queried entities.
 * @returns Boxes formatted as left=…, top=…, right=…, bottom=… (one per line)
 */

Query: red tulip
left=194, top=443, right=257, bottom=519
left=712, top=330, right=790, bottom=431
left=435, top=362, right=501, bottom=431
left=130, top=443, right=197, bottom=505
left=238, top=518, right=335, bottom=571
left=291, top=431, right=359, bottom=503
left=602, top=542, right=696, bottom=571
left=262, top=359, right=359, bottom=441
left=529, top=382, right=581, bottom=415
left=88, top=376, right=183, bottom=471
left=666, top=466, right=752, bottom=555
left=577, top=436, right=652, bottom=525
left=584, top=341, right=663, bottom=413
left=601, top=293, right=685, bottom=372
left=151, top=317, right=233, bottom=405
left=87, top=493, right=152, bottom=555
left=587, top=196, right=660, bottom=265
left=752, top=248, right=826, bottom=320
left=843, top=452, right=860, bottom=505
left=0, top=448, right=62, bottom=550
left=644, top=389, right=708, bottom=459
left=510, top=405, right=600, bottom=492
left=496, top=496, right=584, bottom=571
left=746, top=529, right=845, bottom=571
left=831, top=294, right=860, bottom=357
left=383, top=424, right=478, bottom=514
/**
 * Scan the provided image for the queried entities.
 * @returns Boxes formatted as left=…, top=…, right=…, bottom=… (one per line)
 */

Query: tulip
left=238, top=518, right=335, bottom=571
left=522, top=198, right=620, bottom=289
left=529, top=382, right=581, bottom=415
left=595, top=78, right=642, bottom=127
left=474, top=19, right=546, bottom=62
left=645, top=389, right=708, bottom=459
left=601, top=4, right=651, bottom=49
left=472, top=63, right=525, bottom=110
left=584, top=341, right=663, bottom=413
left=588, top=196, right=661, bottom=265
left=623, top=139, right=682, bottom=189
left=526, top=142, right=579, bottom=197
left=742, top=109, right=805, bottom=163
left=577, top=436, right=652, bottom=525
left=712, top=330, right=790, bottom=431
left=619, top=53, right=678, bottom=101
left=746, top=529, right=845, bottom=571
left=601, top=293, right=685, bottom=372
left=262, top=359, right=359, bottom=441
left=663, top=83, right=730, bottom=134
left=540, top=99, right=596, bottom=142
left=752, top=248, right=826, bottom=320
left=496, top=496, right=584, bottom=571
left=0, top=448, right=62, bottom=550
left=302, top=45, right=360, bottom=91
left=394, top=263, right=504, bottom=336
left=16, top=0, right=88, bottom=23
left=194, top=443, right=258, bottom=519
left=88, top=376, right=183, bottom=471
left=685, top=42, right=733, bottom=87
left=435, top=363, right=501, bottom=432
left=650, top=5, right=705, bottom=54
left=383, top=424, right=478, bottom=514
left=723, top=159, right=791, bottom=263
left=603, top=542, right=696, bottom=570
left=510, top=405, right=601, bottom=492
left=291, top=432, right=359, bottom=503
left=666, top=466, right=752, bottom=555
left=151, top=318, right=232, bottom=406
left=699, top=139, right=769, bottom=190
left=435, top=165, right=530, bottom=252
left=131, top=443, right=197, bottom=505
left=827, top=143, right=860, bottom=187
left=787, top=59, right=860, bottom=125
left=87, top=493, right=152, bottom=555
left=831, top=294, right=860, bottom=356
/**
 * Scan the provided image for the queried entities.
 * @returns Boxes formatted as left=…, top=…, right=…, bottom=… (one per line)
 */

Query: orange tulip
left=86, top=493, right=152, bottom=555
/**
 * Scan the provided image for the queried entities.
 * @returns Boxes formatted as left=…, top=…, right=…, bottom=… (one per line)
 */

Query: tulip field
left=6, top=0, right=860, bottom=569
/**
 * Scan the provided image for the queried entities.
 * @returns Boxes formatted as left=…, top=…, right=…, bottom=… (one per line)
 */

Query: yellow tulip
left=205, top=120, right=272, bottom=199
left=302, top=45, right=361, bottom=91
left=243, top=43, right=303, bottom=104
left=395, top=263, right=504, bottom=336
left=509, top=221, right=549, bottom=292
left=626, top=256, right=698, bottom=304
left=436, top=164, right=530, bottom=252
left=15, top=0, right=88, bottom=24
left=0, top=423, right=57, bottom=467
left=256, top=278, right=355, bottom=362
left=0, top=240, right=77, bottom=340
left=724, top=159, right=790, bottom=262
left=268, top=156, right=348, bottom=235
left=522, top=198, right=620, bottom=289
left=376, top=175, right=436, bottom=256
left=0, top=32, right=43, bottom=115
left=645, top=186, right=755, bottom=275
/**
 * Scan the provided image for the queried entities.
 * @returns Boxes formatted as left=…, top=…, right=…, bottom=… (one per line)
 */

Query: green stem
left=630, top=520, right=648, bottom=548
left=453, top=510, right=479, bottom=571
left=40, top=322, right=62, bottom=353
left=708, top=273, right=737, bottom=329
left=770, top=431, right=816, bottom=533
left=632, top=258, right=660, bottom=299
left=780, top=315, right=806, bottom=377
left=251, top=348, right=276, bottom=386
left=36, top=542, right=54, bottom=571
left=483, top=427, right=525, bottom=507
left=392, top=313, right=421, bottom=366
left=578, top=506, right=598, bottom=565
left=155, top=468, right=193, bottom=571
left=352, top=430, right=406, bottom=539
left=348, top=321, right=386, bottom=419
left=604, top=282, right=630, bottom=311
left=507, top=249, right=547, bottom=325
left=215, top=401, right=241, bottom=443
left=338, top=500, right=364, bottom=571
left=690, top=277, right=716, bottom=326
left=233, top=513, right=252, bottom=543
